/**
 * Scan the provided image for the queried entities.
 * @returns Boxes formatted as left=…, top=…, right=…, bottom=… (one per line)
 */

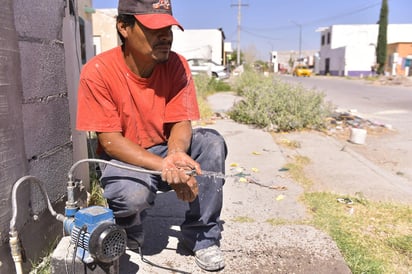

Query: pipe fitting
left=9, top=231, right=24, bottom=274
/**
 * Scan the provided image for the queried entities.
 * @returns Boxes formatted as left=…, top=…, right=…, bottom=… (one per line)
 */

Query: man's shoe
left=126, top=225, right=144, bottom=250
left=126, top=237, right=143, bottom=250
left=194, top=245, right=225, bottom=271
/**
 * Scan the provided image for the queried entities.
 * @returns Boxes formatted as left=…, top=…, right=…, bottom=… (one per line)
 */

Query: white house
left=317, top=24, right=412, bottom=77
left=172, top=28, right=227, bottom=65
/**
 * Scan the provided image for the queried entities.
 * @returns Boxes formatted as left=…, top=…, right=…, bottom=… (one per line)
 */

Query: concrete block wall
left=0, top=2, right=28, bottom=272
left=0, top=0, right=91, bottom=273
left=14, top=0, right=73, bottom=203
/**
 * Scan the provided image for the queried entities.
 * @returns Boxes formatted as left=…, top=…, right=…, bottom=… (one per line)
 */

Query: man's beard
left=155, top=55, right=169, bottom=64
left=153, top=41, right=172, bottom=63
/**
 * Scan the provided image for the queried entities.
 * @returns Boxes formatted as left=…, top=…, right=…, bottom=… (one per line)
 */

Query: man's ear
left=117, top=21, right=128, bottom=39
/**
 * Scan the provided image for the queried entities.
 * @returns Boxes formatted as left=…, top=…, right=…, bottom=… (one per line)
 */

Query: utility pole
left=231, top=0, right=248, bottom=66
left=291, top=21, right=302, bottom=61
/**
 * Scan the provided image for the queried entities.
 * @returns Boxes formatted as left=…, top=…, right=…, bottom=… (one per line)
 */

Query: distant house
left=172, top=28, right=228, bottom=65
left=387, top=42, right=412, bottom=76
left=317, top=24, right=412, bottom=77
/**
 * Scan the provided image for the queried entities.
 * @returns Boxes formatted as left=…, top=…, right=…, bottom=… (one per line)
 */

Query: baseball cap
left=118, top=0, right=184, bottom=31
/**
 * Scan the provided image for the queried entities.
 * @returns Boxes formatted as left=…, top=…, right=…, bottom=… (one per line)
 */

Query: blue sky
left=92, top=0, right=410, bottom=59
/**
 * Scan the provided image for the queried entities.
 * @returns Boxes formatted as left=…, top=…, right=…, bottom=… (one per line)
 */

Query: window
left=327, top=32, right=331, bottom=44
left=321, top=35, right=325, bottom=46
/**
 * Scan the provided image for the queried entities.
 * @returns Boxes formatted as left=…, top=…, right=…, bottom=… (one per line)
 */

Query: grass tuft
left=283, top=155, right=313, bottom=191
left=193, top=74, right=232, bottom=120
left=304, top=192, right=412, bottom=273
left=277, top=152, right=412, bottom=273
left=232, top=216, right=255, bottom=223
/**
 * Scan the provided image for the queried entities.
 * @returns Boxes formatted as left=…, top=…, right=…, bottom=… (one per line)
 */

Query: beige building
left=92, top=9, right=119, bottom=55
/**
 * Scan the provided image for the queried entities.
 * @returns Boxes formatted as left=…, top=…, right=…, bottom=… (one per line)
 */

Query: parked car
left=187, top=58, right=229, bottom=80
left=292, top=65, right=312, bottom=77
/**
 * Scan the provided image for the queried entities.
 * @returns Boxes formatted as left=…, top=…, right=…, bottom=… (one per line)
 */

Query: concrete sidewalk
left=280, top=130, right=412, bottom=204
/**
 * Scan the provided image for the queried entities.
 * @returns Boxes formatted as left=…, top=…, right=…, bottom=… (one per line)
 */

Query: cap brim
left=134, top=14, right=184, bottom=31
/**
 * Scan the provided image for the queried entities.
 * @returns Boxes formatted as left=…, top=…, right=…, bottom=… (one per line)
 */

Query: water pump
left=63, top=206, right=127, bottom=264
left=9, top=159, right=163, bottom=273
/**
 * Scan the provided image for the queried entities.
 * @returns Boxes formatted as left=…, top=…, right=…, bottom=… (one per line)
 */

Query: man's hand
left=161, top=150, right=201, bottom=202
left=170, top=176, right=198, bottom=202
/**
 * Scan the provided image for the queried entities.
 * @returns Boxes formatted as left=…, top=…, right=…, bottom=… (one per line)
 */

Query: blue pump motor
left=64, top=206, right=127, bottom=264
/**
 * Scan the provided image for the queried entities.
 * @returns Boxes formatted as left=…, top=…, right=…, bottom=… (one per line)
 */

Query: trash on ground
left=327, top=110, right=395, bottom=139
left=269, top=185, right=288, bottom=191
left=337, top=197, right=354, bottom=205
left=239, top=177, right=248, bottom=183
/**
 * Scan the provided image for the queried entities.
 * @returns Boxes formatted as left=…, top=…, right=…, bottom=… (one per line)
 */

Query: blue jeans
left=100, top=128, right=227, bottom=252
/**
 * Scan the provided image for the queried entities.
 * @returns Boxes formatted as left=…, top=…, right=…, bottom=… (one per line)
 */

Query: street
left=278, top=75, right=412, bottom=182
left=278, top=75, right=412, bottom=130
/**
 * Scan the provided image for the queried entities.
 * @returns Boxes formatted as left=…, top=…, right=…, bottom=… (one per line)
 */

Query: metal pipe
left=10, top=176, right=65, bottom=232
left=68, top=158, right=205, bottom=184
left=67, top=158, right=163, bottom=182
left=9, top=176, right=65, bottom=274
left=9, top=231, right=23, bottom=274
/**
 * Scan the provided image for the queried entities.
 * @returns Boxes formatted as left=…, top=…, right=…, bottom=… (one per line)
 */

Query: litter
left=269, top=185, right=288, bottom=191
left=337, top=197, right=353, bottom=205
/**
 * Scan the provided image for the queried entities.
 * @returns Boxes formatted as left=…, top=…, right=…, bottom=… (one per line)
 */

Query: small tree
left=376, top=0, right=388, bottom=75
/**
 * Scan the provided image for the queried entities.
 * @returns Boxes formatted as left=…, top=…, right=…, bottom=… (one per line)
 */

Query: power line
left=303, top=2, right=381, bottom=26
left=241, top=29, right=280, bottom=41
left=243, top=1, right=381, bottom=32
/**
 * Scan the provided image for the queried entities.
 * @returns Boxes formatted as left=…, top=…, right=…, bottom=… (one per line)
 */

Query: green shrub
left=193, top=74, right=231, bottom=97
left=232, top=69, right=270, bottom=96
left=193, top=74, right=231, bottom=120
left=229, top=72, right=332, bottom=132
left=193, top=74, right=212, bottom=98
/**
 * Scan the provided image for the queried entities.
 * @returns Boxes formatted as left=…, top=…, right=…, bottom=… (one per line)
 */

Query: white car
left=187, top=59, right=229, bottom=80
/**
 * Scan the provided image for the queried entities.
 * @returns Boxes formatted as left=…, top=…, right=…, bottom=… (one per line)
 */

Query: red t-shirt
left=76, top=46, right=200, bottom=149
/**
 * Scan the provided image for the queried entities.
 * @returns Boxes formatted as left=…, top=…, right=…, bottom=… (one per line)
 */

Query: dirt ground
left=328, top=119, right=412, bottom=183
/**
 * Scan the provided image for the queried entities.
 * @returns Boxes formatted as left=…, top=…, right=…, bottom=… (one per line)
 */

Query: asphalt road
left=278, top=75, right=412, bottom=132
left=278, top=75, right=412, bottom=182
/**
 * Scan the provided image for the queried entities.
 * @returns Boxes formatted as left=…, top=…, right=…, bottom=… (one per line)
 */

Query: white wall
left=172, top=29, right=224, bottom=64
left=329, top=24, right=412, bottom=50
left=345, top=44, right=376, bottom=76
left=330, top=25, right=378, bottom=49
left=319, top=24, right=412, bottom=76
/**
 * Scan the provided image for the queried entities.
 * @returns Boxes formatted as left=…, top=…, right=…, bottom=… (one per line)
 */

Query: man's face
left=126, top=19, right=173, bottom=63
